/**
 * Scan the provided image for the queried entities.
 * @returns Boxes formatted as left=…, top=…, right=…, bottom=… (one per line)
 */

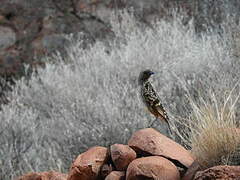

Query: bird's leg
left=148, top=117, right=158, bottom=128
left=166, top=121, right=172, bottom=135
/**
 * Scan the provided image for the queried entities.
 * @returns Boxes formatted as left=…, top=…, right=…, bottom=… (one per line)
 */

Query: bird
left=138, top=69, right=172, bottom=134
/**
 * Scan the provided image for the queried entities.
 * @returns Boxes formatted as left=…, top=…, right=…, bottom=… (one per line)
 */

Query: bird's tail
left=165, top=119, right=172, bottom=134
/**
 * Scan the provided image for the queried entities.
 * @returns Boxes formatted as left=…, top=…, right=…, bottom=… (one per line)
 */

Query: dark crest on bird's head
left=138, top=69, right=155, bottom=85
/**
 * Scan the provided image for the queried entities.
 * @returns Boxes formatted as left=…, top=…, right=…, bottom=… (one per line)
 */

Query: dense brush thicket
left=1, top=10, right=240, bottom=179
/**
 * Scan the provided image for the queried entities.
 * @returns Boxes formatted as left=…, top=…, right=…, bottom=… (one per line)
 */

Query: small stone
left=67, top=146, right=109, bottom=180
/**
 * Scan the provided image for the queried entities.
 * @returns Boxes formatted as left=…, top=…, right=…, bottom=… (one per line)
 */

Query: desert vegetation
left=1, top=8, right=240, bottom=180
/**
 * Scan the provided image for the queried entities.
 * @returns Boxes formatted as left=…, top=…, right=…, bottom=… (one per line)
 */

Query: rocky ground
left=15, top=128, right=240, bottom=180
left=0, top=0, right=114, bottom=77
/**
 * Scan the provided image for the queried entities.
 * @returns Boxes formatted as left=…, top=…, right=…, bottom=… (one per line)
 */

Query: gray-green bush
left=1, top=10, right=240, bottom=179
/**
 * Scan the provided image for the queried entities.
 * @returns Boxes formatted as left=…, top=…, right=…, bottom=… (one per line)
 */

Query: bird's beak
left=150, top=71, right=155, bottom=75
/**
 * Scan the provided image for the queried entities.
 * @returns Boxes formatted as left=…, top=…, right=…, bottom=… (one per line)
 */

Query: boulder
left=67, top=146, right=109, bottom=180
left=105, top=171, right=125, bottom=180
left=110, top=144, right=137, bottom=170
left=194, top=165, right=240, bottom=180
left=15, top=171, right=67, bottom=180
left=128, top=128, right=194, bottom=168
left=126, top=156, right=180, bottom=180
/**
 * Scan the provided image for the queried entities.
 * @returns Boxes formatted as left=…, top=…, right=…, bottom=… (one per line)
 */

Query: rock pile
left=15, top=128, right=240, bottom=180
left=67, top=128, right=194, bottom=180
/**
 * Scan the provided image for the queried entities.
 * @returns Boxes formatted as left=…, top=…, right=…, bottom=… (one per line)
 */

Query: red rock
left=194, top=165, right=240, bottom=180
left=110, top=144, right=137, bottom=171
left=15, top=171, right=67, bottom=180
left=67, top=146, right=109, bottom=180
left=128, top=128, right=194, bottom=168
left=105, top=171, right=125, bottom=180
left=126, top=156, right=180, bottom=180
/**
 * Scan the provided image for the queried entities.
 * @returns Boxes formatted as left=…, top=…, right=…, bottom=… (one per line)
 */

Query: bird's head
left=138, top=69, right=155, bottom=85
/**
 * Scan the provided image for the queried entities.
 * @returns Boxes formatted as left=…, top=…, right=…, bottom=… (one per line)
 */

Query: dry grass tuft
left=186, top=90, right=240, bottom=168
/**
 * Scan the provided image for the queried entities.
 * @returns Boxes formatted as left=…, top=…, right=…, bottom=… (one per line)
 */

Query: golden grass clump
left=186, top=91, right=240, bottom=169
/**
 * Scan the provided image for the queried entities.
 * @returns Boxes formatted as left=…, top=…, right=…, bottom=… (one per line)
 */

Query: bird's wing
left=142, top=81, right=172, bottom=133
left=142, top=82, right=160, bottom=106
left=154, top=102, right=170, bottom=121
left=143, top=82, right=169, bottom=120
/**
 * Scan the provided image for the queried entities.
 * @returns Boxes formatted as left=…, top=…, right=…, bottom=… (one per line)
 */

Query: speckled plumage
left=139, top=70, right=171, bottom=133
